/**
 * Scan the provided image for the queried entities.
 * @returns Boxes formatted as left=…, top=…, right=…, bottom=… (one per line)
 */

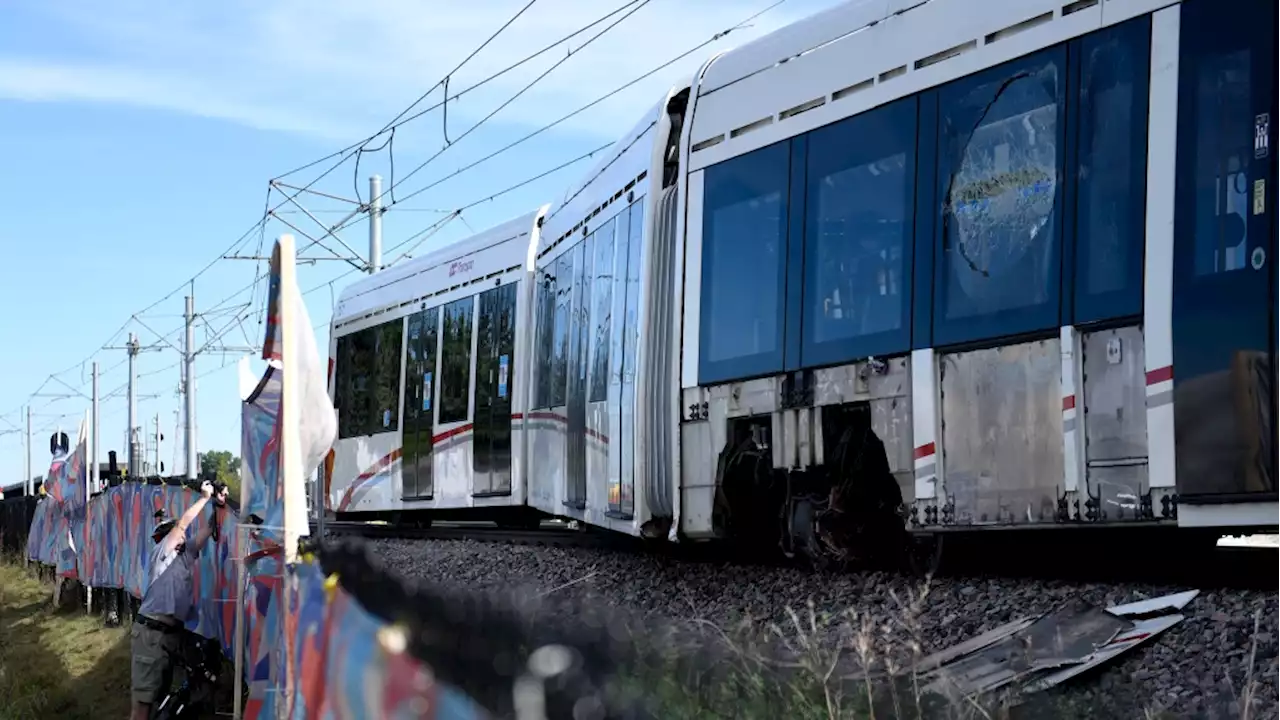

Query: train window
left=534, top=266, right=556, bottom=409
left=334, top=334, right=356, bottom=439
left=934, top=47, right=1066, bottom=346
left=404, top=311, right=422, bottom=437
left=1071, top=18, right=1150, bottom=323
left=587, top=217, right=616, bottom=403
left=420, top=306, right=439, bottom=420
left=439, top=296, right=474, bottom=424
left=551, top=250, right=573, bottom=406
left=571, top=238, right=591, bottom=399
left=698, top=140, right=790, bottom=384
left=347, top=328, right=375, bottom=435
left=334, top=319, right=403, bottom=437
left=374, top=320, right=404, bottom=433
left=609, top=206, right=631, bottom=400
left=801, top=97, right=917, bottom=366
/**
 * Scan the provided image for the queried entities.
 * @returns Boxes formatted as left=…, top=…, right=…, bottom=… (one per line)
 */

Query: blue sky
left=0, top=0, right=840, bottom=486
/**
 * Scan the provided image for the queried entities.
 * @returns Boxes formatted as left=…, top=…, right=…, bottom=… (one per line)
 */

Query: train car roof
left=536, top=84, right=681, bottom=254
left=332, top=207, right=544, bottom=327
left=696, top=0, right=917, bottom=95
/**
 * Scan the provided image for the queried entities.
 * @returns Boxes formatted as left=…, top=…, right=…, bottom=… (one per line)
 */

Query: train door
left=473, top=283, right=518, bottom=496
left=403, top=307, right=438, bottom=500
left=615, top=202, right=644, bottom=518
left=1171, top=0, right=1277, bottom=500
left=566, top=242, right=590, bottom=507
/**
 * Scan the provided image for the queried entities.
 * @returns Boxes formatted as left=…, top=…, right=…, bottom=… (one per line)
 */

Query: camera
left=189, top=478, right=229, bottom=505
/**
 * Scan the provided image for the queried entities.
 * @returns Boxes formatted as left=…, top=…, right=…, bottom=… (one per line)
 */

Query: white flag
left=264, top=238, right=337, bottom=542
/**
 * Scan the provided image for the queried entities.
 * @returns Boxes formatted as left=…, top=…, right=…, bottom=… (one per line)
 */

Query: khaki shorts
left=130, top=621, right=181, bottom=704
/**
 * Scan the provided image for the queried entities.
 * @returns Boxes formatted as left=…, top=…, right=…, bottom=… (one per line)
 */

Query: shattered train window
left=936, top=49, right=1065, bottom=344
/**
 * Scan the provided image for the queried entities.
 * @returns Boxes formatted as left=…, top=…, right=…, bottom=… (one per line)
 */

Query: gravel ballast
left=370, top=537, right=1278, bottom=719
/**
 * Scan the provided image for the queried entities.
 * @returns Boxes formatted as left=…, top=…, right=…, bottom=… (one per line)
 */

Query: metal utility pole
left=25, top=406, right=32, bottom=496
left=154, top=413, right=162, bottom=476
left=171, top=410, right=180, bottom=476
left=105, top=333, right=160, bottom=475
left=127, top=333, right=142, bottom=476
left=91, top=361, right=100, bottom=494
left=369, top=174, right=383, bottom=274
left=184, top=294, right=197, bottom=479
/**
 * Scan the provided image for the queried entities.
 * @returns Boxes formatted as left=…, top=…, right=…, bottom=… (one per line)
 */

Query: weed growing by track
left=595, top=574, right=1271, bottom=720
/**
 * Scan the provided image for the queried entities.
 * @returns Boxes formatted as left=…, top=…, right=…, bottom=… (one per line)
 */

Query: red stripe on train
left=432, top=424, right=474, bottom=444
left=1146, top=366, right=1173, bottom=385
left=356, top=448, right=402, bottom=481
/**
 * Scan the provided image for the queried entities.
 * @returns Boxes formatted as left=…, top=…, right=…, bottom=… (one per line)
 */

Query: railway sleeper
left=713, top=402, right=908, bottom=570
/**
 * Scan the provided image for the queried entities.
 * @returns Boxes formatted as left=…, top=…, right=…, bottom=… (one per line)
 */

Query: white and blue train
left=320, top=0, right=1277, bottom=559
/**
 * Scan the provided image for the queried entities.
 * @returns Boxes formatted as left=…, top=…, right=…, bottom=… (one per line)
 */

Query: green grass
left=0, top=558, right=131, bottom=720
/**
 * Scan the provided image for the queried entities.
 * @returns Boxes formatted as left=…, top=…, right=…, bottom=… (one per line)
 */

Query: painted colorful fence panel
left=25, top=485, right=488, bottom=719
left=29, top=484, right=241, bottom=638
left=26, top=497, right=62, bottom=567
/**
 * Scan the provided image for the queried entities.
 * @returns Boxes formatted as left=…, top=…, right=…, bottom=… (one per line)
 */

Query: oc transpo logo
left=449, top=259, right=474, bottom=277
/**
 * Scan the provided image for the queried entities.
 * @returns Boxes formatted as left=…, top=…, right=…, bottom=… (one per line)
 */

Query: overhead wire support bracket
left=129, top=315, right=187, bottom=355
left=266, top=212, right=367, bottom=272
left=47, top=376, right=91, bottom=401
left=266, top=183, right=366, bottom=267
left=268, top=182, right=362, bottom=206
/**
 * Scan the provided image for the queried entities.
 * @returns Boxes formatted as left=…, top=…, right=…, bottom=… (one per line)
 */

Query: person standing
left=129, top=480, right=227, bottom=720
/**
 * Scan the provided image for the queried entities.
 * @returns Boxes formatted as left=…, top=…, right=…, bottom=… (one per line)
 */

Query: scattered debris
left=913, top=590, right=1199, bottom=698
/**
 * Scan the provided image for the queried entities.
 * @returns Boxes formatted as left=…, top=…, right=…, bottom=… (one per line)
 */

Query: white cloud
left=2, top=0, right=840, bottom=142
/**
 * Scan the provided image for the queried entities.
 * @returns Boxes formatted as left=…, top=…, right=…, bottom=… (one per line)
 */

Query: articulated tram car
left=323, top=0, right=1278, bottom=559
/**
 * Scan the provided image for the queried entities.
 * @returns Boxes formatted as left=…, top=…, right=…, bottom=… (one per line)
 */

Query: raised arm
left=160, top=481, right=214, bottom=554
left=187, top=485, right=229, bottom=551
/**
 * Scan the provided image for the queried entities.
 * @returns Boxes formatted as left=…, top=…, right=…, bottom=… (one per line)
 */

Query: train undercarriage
left=712, top=397, right=910, bottom=570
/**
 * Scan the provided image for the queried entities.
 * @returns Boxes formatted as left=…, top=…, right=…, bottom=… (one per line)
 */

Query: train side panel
left=327, top=209, right=546, bottom=516
left=526, top=85, right=692, bottom=537
left=673, top=0, right=1277, bottom=549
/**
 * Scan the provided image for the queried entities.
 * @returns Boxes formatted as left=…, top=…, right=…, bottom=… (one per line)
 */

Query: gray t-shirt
left=138, top=538, right=200, bottom=622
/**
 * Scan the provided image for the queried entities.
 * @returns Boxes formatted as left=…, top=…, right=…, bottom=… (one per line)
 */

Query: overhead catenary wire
left=300, top=142, right=610, bottom=302
left=284, top=0, right=652, bottom=262
left=381, top=11, right=775, bottom=214
left=329, top=0, right=788, bottom=240
left=336, top=0, right=655, bottom=225
left=6, top=0, right=794, bottom=467
left=5, top=2, right=555, bottom=417
left=271, top=0, right=636, bottom=185
left=186, top=143, right=608, bottom=364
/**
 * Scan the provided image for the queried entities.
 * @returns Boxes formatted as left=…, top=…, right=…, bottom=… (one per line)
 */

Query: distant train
left=318, top=0, right=1277, bottom=562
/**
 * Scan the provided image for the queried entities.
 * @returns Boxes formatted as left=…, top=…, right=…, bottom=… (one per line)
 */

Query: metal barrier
left=0, top=495, right=37, bottom=556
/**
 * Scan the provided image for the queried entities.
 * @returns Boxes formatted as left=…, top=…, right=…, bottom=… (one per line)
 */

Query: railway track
left=314, top=519, right=631, bottom=549
left=308, top=517, right=1279, bottom=591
